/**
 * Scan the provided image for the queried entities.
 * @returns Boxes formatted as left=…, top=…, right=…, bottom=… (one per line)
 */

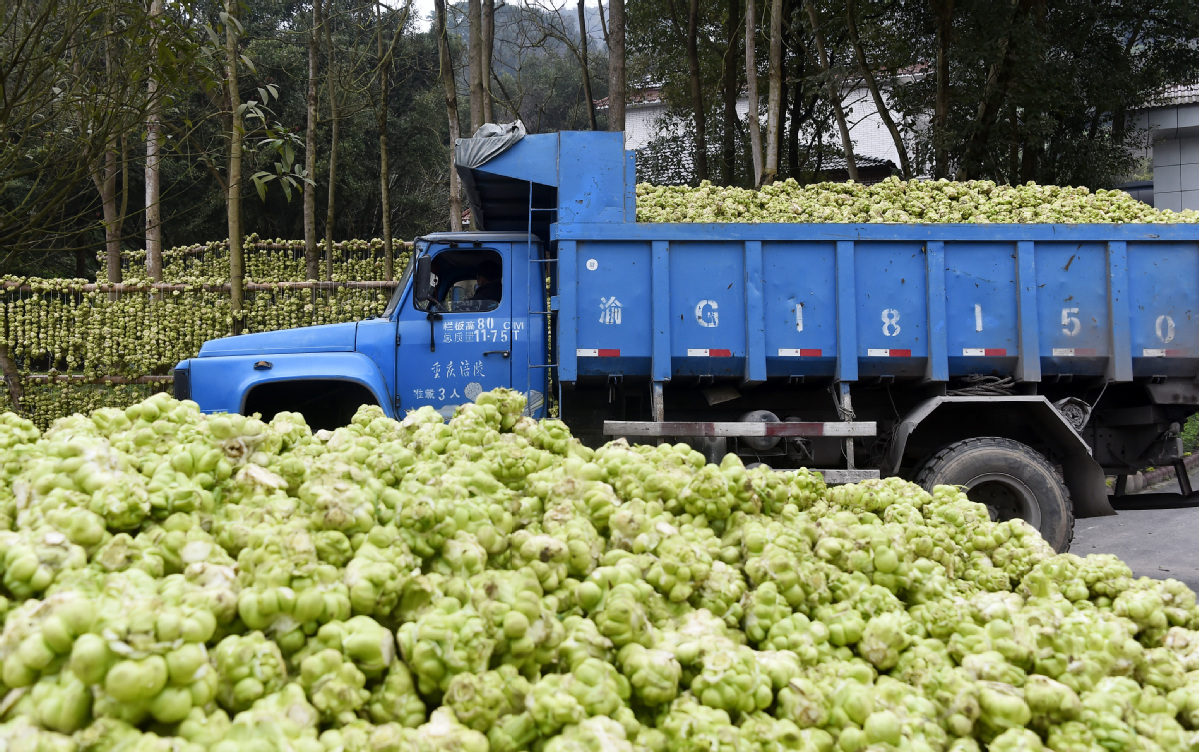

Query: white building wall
left=1130, top=89, right=1199, bottom=210
left=1147, top=126, right=1199, bottom=211
left=623, top=102, right=673, bottom=150
left=842, top=88, right=906, bottom=167
left=623, top=99, right=753, bottom=151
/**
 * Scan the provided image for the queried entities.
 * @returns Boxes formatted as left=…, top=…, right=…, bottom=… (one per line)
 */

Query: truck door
left=396, top=245, right=515, bottom=418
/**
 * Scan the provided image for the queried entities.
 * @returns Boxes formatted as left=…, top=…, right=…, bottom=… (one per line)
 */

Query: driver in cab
left=470, top=260, right=502, bottom=305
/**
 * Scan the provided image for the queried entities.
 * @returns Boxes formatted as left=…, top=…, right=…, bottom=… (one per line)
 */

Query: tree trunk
left=304, top=0, right=322, bottom=280
left=607, top=0, right=625, bottom=133
left=845, top=0, right=911, bottom=178
left=775, top=60, right=788, bottom=178
left=96, top=18, right=122, bottom=285
left=435, top=0, right=463, bottom=231
left=119, top=133, right=129, bottom=233
left=0, top=342, right=22, bottom=416
left=144, top=0, right=163, bottom=282
left=745, top=0, right=763, bottom=185
left=1019, top=136, right=1038, bottom=183
left=376, top=0, right=413, bottom=280
left=596, top=0, right=609, bottom=43
left=578, top=0, right=597, bottom=130
left=686, top=0, right=709, bottom=181
left=225, top=0, right=244, bottom=333
left=788, top=64, right=802, bottom=175
left=98, top=142, right=121, bottom=284
left=325, top=113, right=339, bottom=281
left=1008, top=107, right=1020, bottom=182
left=804, top=0, right=857, bottom=181
left=1111, top=21, right=1139, bottom=147
left=763, top=0, right=783, bottom=184
left=1111, top=105, right=1126, bottom=145
left=959, top=0, right=1035, bottom=180
left=721, top=0, right=740, bottom=185
left=932, top=0, right=955, bottom=179
left=482, top=0, right=494, bottom=124
left=468, top=0, right=484, bottom=133
left=377, top=2, right=396, bottom=279
left=324, top=11, right=339, bottom=281
left=787, top=27, right=808, bottom=176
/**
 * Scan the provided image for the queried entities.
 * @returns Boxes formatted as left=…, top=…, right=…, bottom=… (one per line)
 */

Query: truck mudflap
left=885, top=395, right=1116, bottom=518
left=186, top=351, right=393, bottom=418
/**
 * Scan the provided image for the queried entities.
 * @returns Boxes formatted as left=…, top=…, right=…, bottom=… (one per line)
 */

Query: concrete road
left=1070, top=470, right=1199, bottom=593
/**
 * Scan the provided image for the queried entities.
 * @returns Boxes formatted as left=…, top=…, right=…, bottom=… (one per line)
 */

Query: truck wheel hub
left=963, top=472, right=1042, bottom=528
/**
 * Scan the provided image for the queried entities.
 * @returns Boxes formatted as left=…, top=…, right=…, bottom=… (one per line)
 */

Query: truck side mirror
left=414, top=256, right=437, bottom=304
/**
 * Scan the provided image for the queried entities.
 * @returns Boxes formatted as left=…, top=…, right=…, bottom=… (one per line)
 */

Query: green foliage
left=880, top=0, right=1199, bottom=185
left=1182, top=415, right=1199, bottom=452
left=0, top=0, right=211, bottom=259
left=629, top=0, right=1199, bottom=189
left=1, top=0, right=450, bottom=263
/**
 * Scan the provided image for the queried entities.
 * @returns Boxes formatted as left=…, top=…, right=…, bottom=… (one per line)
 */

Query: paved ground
left=1070, top=470, right=1199, bottom=593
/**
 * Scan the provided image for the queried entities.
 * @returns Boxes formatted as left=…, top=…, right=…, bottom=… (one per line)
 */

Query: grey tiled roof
left=1146, top=83, right=1199, bottom=107
left=820, top=154, right=896, bottom=170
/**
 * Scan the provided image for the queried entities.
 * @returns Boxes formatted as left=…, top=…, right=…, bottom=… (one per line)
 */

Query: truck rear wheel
left=914, top=437, right=1074, bottom=553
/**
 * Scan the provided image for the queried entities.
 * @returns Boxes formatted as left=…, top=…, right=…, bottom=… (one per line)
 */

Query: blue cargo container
left=558, top=222, right=1199, bottom=385
left=175, top=129, right=1199, bottom=551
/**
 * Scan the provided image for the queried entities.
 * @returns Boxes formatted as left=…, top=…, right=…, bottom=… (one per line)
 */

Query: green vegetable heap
left=636, top=178, right=1199, bottom=224
left=0, top=389, right=1197, bottom=752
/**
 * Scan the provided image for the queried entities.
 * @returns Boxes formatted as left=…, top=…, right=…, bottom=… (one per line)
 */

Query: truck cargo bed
left=554, top=222, right=1199, bottom=387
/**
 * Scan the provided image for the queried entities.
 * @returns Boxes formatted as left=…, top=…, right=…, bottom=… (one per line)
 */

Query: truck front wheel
left=914, top=437, right=1074, bottom=553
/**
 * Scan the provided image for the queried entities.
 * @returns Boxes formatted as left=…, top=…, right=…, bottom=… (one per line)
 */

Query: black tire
left=914, top=437, right=1075, bottom=553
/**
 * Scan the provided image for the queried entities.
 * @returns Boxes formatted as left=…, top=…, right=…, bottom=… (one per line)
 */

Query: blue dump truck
left=174, top=129, right=1199, bottom=551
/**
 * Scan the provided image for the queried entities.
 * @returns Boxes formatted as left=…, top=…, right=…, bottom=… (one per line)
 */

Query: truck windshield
left=381, top=240, right=424, bottom=319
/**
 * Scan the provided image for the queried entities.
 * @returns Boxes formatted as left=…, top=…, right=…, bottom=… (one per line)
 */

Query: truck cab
left=391, top=232, right=548, bottom=420
left=173, top=231, right=550, bottom=429
left=175, top=128, right=628, bottom=430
